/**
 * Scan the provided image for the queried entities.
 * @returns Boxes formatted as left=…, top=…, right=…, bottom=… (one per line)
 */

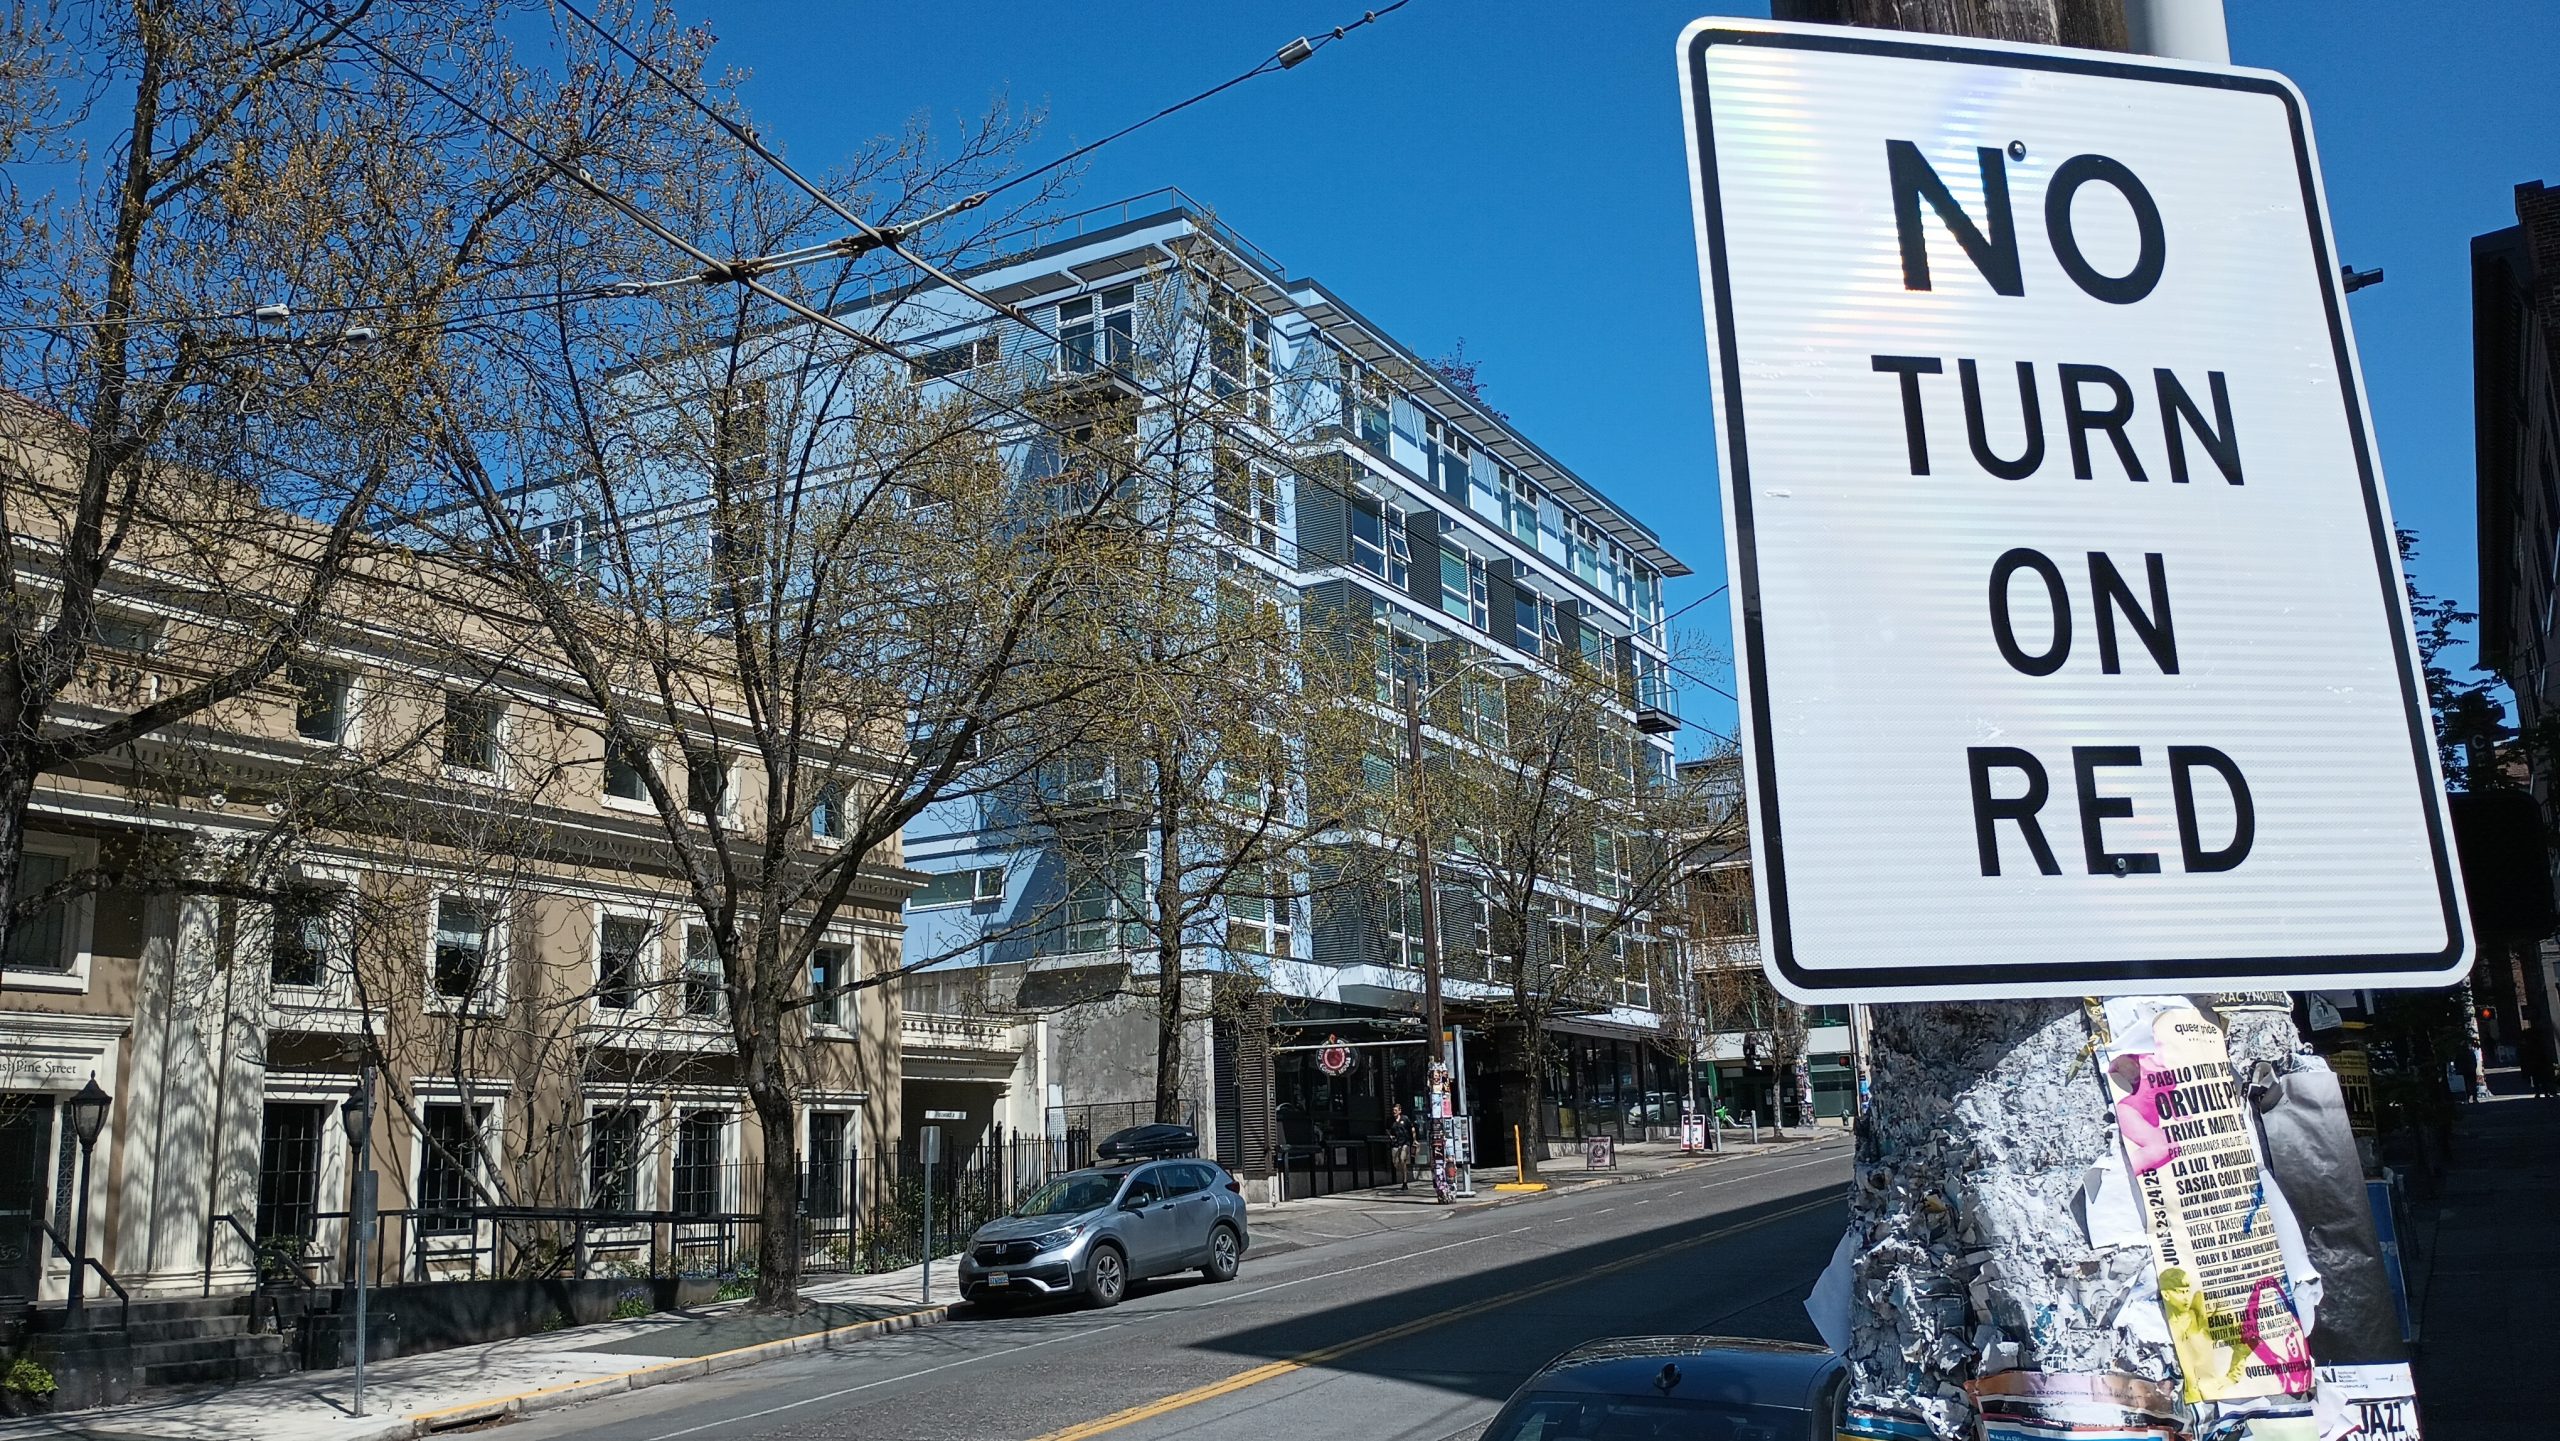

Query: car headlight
left=1032, top=1226, right=1082, bottom=1253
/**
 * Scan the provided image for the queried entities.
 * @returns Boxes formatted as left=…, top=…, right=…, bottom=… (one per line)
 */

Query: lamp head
left=68, top=1075, right=112, bottom=1148
left=341, top=1082, right=373, bottom=1144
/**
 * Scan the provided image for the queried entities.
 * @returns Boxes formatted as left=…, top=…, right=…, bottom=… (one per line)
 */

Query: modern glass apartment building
left=887, top=192, right=1691, bottom=1185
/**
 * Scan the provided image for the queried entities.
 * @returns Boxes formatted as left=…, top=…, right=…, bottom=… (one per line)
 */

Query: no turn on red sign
left=1675, top=20, right=2470, bottom=1002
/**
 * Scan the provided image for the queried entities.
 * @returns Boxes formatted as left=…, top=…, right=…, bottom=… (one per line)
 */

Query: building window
left=444, top=694, right=500, bottom=773
left=4, top=851, right=72, bottom=973
left=1058, top=284, right=1135, bottom=373
left=1063, top=859, right=1142, bottom=954
left=911, top=333, right=996, bottom=382
left=254, top=1102, right=326, bottom=1245
left=597, top=915, right=649, bottom=1011
left=906, top=867, right=1002, bottom=912
left=604, top=740, right=650, bottom=804
left=809, top=782, right=846, bottom=840
left=682, top=924, right=725, bottom=1020
left=271, top=886, right=341, bottom=989
left=587, top=1107, right=643, bottom=1211
left=1349, top=501, right=1408, bottom=587
left=685, top=750, right=727, bottom=821
left=807, top=1112, right=852, bottom=1221
left=1437, top=547, right=1488, bottom=629
left=417, top=1103, right=486, bottom=1234
left=291, top=664, right=349, bottom=743
left=1342, top=356, right=1391, bottom=452
left=534, top=512, right=600, bottom=585
left=809, top=947, right=847, bottom=1029
left=1213, top=449, right=1280, bottom=556
left=432, top=898, right=491, bottom=1002
left=1380, top=875, right=1425, bottom=969
left=672, top=1111, right=725, bottom=1217
left=1225, top=871, right=1289, bottom=958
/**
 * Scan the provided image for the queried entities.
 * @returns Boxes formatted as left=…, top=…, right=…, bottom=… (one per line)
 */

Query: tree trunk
left=742, top=1021, right=802, bottom=1312
left=1517, top=1013, right=1548, bottom=1179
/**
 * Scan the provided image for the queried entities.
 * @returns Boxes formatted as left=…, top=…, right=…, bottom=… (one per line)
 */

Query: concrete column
left=113, top=891, right=264, bottom=1292
left=110, top=890, right=178, bottom=1281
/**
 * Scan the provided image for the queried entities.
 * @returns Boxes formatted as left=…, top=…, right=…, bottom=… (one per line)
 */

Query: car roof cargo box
left=1096, top=1123, right=1198, bottom=1162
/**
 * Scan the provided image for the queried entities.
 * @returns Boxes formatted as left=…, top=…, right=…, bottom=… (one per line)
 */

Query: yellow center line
left=1027, top=1193, right=1841, bottom=1441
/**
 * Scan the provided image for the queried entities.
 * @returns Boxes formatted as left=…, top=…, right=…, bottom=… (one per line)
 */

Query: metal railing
left=35, top=1217, right=129, bottom=1333
left=1271, top=1136, right=1398, bottom=1200
left=185, top=1134, right=1075, bottom=1293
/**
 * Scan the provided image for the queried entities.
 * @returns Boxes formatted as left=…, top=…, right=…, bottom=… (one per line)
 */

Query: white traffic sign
left=1675, top=20, right=2470, bottom=1002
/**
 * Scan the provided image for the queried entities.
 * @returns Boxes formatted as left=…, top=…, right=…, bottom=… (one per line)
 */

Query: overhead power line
left=1663, top=582, right=1727, bottom=626
left=310, top=0, right=1676, bottom=726
left=976, top=1, right=1412, bottom=203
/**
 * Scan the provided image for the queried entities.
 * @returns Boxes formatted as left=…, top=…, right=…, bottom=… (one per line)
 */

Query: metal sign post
left=919, top=1125, right=941, bottom=1304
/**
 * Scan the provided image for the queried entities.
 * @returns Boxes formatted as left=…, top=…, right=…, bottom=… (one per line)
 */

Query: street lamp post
left=340, top=1068, right=378, bottom=1416
left=64, top=1076, right=111, bottom=1330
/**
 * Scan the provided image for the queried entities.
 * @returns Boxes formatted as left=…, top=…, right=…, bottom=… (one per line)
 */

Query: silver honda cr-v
left=958, top=1157, right=1248, bottom=1307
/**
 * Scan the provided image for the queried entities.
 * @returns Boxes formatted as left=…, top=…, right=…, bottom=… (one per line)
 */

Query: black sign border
left=1685, top=24, right=2468, bottom=996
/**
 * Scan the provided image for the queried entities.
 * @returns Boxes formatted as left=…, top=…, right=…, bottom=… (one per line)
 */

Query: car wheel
left=1085, top=1244, right=1127, bottom=1308
left=1201, top=1224, right=1240, bottom=1283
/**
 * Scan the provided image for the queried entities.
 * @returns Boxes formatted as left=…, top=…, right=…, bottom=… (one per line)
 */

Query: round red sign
left=1316, top=1034, right=1353, bottom=1076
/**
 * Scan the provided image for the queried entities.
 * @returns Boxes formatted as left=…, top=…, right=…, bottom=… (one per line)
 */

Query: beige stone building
left=1, top=449, right=910, bottom=1312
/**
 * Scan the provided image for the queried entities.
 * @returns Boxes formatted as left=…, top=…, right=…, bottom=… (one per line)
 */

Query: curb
left=1248, top=1134, right=1853, bottom=1253
left=400, top=1302, right=952, bottom=1436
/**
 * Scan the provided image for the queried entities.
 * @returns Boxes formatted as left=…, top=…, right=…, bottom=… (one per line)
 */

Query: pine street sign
left=1675, top=20, right=2470, bottom=1002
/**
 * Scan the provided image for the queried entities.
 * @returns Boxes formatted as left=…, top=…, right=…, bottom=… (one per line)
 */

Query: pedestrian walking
left=2525, top=1041, right=2555, bottom=1100
left=1389, top=1104, right=1418, bottom=1191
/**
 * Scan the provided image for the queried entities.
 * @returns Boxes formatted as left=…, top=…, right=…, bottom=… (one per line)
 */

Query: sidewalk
left=1249, top=1126, right=1849, bottom=1257
left=0, top=1127, right=1851, bottom=1440
left=2411, top=1066, right=2560, bottom=1440
left=0, top=1257, right=964, bottom=1441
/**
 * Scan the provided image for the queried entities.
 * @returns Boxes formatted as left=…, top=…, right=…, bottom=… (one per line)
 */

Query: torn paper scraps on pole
left=2100, top=998, right=2314, bottom=1404
left=1968, top=1371, right=2184, bottom=1441
left=2313, top=1363, right=2421, bottom=1440
left=1806, top=1223, right=1857, bottom=1355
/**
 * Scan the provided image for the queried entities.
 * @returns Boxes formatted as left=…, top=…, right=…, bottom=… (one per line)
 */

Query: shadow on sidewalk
left=2411, top=1067, right=2559, bottom=1440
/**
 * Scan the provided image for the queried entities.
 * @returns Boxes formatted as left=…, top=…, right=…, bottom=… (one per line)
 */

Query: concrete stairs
left=28, top=1293, right=294, bottom=1390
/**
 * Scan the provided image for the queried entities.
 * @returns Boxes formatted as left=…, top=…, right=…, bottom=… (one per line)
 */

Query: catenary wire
left=0, top=283, right=646, bottom=337
left=973, top=1, right=1410, bottom=203
left=311, top=0, right=1681, bottom=733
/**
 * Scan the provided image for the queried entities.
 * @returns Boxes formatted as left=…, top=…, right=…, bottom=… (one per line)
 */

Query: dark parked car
left=957, top=1157, right=1249, bottom=1308
left=1479, top=1336, right=1845, bottom=1440
left=1095, top=1122, right=1201, bottom=1162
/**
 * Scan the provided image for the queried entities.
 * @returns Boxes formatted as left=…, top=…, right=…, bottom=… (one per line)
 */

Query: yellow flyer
left=2102, top=1002, right=2313, bottom=1403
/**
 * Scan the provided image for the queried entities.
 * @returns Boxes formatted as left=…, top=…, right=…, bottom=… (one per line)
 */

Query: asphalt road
left=504, top=1138, right=1854, bottom=1441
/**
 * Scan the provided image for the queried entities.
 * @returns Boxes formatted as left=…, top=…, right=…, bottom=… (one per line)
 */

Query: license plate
left=986, top=1272, right=1009, bottom=1285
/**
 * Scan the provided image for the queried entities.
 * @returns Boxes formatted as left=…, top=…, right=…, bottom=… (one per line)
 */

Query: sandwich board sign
left=1675, top=20, right=2469, bottom=1002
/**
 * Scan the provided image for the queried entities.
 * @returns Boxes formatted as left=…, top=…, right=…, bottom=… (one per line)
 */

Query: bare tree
left=1418, top=650, right=1738, bottom=1177
left=0, top=0, right=701, bottom=955
left=398, top=48, right=1225, bottom=1302
left=988, top=248, right=1385, bottom=1123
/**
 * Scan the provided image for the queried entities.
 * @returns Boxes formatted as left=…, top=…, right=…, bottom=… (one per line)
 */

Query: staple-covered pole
left=1758, top=6, right=2311, bottom=1438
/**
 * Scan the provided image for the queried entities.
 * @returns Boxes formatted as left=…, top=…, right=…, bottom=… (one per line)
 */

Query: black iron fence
left=206, top=1130, right=1070, bottom=1295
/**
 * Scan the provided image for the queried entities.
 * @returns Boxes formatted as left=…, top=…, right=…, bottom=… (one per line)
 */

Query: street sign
left=1675, top=19, right=2470, bottom=1002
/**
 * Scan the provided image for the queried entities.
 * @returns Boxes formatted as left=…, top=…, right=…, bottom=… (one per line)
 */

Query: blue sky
left=695, top=1, right=2557, bottom=748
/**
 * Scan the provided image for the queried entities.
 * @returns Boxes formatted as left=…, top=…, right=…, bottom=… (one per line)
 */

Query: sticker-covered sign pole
left=1670, top=2, right=2450, bottom=1436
